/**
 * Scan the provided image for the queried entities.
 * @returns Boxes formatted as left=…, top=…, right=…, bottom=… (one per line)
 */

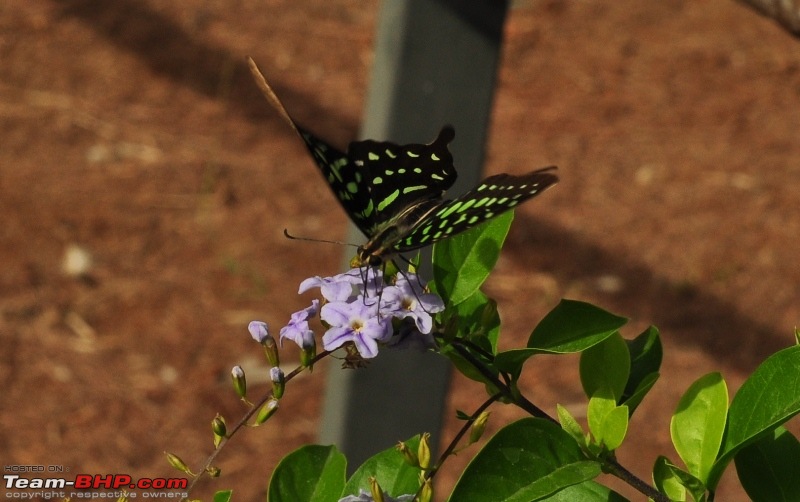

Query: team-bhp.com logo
left=4, top=473, right=188, bottom=498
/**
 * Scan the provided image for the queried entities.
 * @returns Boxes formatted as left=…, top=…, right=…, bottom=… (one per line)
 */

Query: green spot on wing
left=438, top=202, right=462, bottom=218
left=378, top=190, right=400, bottom=211
left=363, top=199, right=374, bottom=217
left=403, top=185, right=427, bottom=194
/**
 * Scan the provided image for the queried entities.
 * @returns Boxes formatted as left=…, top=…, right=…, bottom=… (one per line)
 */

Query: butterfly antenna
left=283, top=228, right=358, bottom=248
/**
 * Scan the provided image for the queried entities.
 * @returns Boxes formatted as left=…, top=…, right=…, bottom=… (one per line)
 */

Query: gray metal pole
left=319, top=0, right=509, bottom=469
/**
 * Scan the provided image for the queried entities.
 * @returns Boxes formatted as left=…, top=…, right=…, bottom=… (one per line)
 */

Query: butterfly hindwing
left=393, top=167, right=559, bottom=252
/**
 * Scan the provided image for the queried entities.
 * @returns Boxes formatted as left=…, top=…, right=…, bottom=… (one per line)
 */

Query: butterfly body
left=357, top=196, right=446, bottom=266
left=247, top=59, right=558, bottom=267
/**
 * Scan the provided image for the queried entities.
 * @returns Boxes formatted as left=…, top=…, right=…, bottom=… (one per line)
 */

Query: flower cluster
left=272, top=268, right=444, bottom=359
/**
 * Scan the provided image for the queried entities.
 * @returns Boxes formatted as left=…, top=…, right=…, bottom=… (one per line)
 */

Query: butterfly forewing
left=297, top=125, right=460, bottom=239
left=392, top=167, right=559, bottom=252
left=347, top=126, right=457, bottom=234
left=295, top=126, right=375, bottom=237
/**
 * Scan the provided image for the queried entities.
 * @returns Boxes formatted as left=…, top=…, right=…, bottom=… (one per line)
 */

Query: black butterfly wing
left=247, top=59, right=378, bottom=236
left=294, top=127, right=376, bottom=237
left=347, top=126, right=458, bottom=236
left=248, top=60, right=462, bottom=240
left=392, top=166, right=559, bottom=252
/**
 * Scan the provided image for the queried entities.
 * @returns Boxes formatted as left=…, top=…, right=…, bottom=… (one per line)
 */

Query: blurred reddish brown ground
left=1, top=1, right=798, bottom=500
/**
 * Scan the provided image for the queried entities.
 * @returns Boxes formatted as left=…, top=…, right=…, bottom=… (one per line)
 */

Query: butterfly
left=248, top=58, right=558, bottom=268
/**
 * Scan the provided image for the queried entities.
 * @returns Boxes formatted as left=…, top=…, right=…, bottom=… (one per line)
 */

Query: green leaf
left=709, top=345, right=800, bottom=488
left=495, top=301, right=628, bottom=378
left=599, top=405, right=629, bottom=451
left=621, top=326, right=662, bottom=414
left=438, top=289, right=503, bottom=389
left=735, top=427, right=800, bottom=502
left=539, top=480, right=628, bottom=501
left=620, top=372, right=659, bottom=417
left=493, top=348, right=538, bottom=378
left=586, top=390, right=629, bottom=451
left=433, top=211, right=513, bottom=305
left=343, top=436, right=421, bottom=498
left=652, top=456, right=687, bottom=502
left=441, top=344, right=500, bottom=390
left=450, top=289, right=501, bottom=353
left=670, top=372, right=728, bottom=485
left=652, top=456, right=706, bottom=502
left=580, top=332, right=630, bottom=401
left=528, top=299, right=628, bottom=353
left=268, top=445, right=346, bottom=502
left=587, top=392, right=615, bottom=446
left=556, top=404, right=587, bottom=446
left=448, top=418, right=601, bottom=502
left=213, top=490, right=233, bottom=502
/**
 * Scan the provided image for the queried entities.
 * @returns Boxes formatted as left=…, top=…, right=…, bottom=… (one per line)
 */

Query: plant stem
left=424, top=393, right=501, bottom=481
left=182, top=350, right=332, bottom=500
left=449, top=339, right=669, bottom=502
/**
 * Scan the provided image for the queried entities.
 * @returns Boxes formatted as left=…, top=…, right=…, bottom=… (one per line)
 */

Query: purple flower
left=299, top=268, right=383, bottom=302
left=381, top=274, right=444, bottom=334
left=269, top=367, right=284, bottom=383
left=321, top=300, right=392, bottom=359
left=338, top=490, right=413, bottom=502
left=248, top=321, right=270, bottom=343
left=292, top=268, right=444, bottom=359
left=279, top=300, right=319, bottom=349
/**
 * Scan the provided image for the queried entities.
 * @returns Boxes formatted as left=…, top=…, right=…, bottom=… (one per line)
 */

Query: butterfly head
left=353, top=245, right=384, bottom=269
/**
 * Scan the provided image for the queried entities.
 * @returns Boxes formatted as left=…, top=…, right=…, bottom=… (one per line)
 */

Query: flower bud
left=262, top=335, right=280, bottom=368
left=254, top=398, right=279, bottom=425
left=206, top=466, right=221, bottom=478
left=418, top=478, right=433, bottom=502
left=368, top=477, right=385, bottom=502
left=270, top=367, right=285, bottom=399
left=469, top=411, right=490, bottom=445
left=231, top=365, right=247, bottom=399
left=248, top=321, right=270, bottom=343
left=480, top=299, right=498, bottom=330
left=212, top=415, right=227, bottom=448
left=417, top=433, right=431, bottom=470
left=164, top=452, right=194, bottom=476
left=300, top=338, right=316, bottom=369
left=396, top=441, right=418, bottom=467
